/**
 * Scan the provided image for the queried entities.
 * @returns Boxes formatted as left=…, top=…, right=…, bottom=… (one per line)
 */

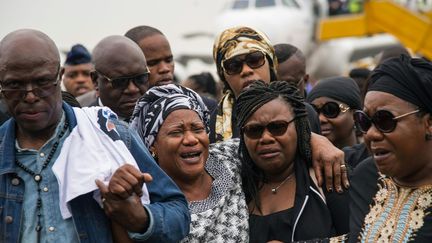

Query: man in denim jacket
left=0, top=29, right=190, bottom=242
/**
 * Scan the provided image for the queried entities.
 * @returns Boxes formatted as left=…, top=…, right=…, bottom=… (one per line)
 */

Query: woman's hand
left=310, top=133, right=349, bottom=192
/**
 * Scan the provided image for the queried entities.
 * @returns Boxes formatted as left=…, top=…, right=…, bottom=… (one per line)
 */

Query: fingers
left=95, top=179, right=109, bottom=195
left=341, top=163, right=350, bottom=189
left=109, top=165, right=149, bottom=199
left=142, top=173, right=153, bottom=183
left=324, top=159, right=334, bottom=192
left=332, top=159, right=342, bottom=193
left=110, top=173, right=142, bottom=199
left=312, top=162, right=323, bottom=187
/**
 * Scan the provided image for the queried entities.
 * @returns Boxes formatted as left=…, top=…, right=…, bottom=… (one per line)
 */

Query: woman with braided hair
left=211, top=25, right=349, bottom=193
left=236, top=80, right=349, bottom=242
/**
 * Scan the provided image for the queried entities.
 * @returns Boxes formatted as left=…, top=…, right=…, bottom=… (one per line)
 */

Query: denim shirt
left=16, top=113, right=79, bottom=243
left=0, top=102, right=190, bottom=243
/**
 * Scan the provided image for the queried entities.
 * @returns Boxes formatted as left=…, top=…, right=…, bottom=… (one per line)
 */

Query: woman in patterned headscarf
left=211, top=26, right=278, bottom=142
left=130, top=84, right=249, bottom=242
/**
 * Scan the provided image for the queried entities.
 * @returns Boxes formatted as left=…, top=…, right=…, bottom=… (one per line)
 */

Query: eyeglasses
left=0, top=66, right=60, bottom=101
left=353, top=109, right=420, bottom=134
left=222, top=51, right=266, bottom=75
left=94, top=69, right=150, bottom=90
left=311, top=101, right=350, bottom=119
left=242, top=118, right=296, bottom=139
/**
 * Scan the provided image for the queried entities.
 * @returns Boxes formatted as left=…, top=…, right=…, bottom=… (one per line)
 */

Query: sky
left=0, top=0, right=229, bottom=54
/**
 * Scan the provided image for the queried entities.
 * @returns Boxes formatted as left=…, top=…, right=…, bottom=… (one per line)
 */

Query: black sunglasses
left=222, top=51, right=266, bottom=75
left=353, top=109, right=420, bottom=133
left=94, top=69, right=150, bottom=90
left=311, top=101, right=350, bottom=119
left=242, top=118, right=296, bottom=139
left=0, top=66, right=60, bottom=101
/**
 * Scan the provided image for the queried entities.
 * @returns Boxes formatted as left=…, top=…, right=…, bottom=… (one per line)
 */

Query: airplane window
left=256, top=0, right=275, bottom=8
left=282, top=0, right=300, bottom=8
left=232, top=0, right=249, bottom=9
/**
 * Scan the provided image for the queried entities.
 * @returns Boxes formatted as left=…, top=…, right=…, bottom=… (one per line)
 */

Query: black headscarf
left=367, top=54, right=432, bottom=113
left=306, top=76, right=362, bottom=110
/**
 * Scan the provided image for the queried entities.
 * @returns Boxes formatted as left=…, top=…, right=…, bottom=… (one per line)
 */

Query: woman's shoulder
left=209, top=138, right=239, bottom=155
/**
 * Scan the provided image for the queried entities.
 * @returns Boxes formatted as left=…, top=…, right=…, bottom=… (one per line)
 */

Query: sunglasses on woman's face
left=242, top=118, right=296, bottom=139
left=222, top=51, right=266, bottom=75
left=311, top=101, right=350, bottom=119
left=353, top=109, right=420, bottom=133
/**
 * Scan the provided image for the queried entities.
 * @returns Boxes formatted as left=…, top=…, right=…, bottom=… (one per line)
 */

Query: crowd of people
left=0, top=23, right=431, bottom=243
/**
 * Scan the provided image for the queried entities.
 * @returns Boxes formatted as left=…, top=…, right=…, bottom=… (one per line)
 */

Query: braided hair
left=235, top=80, right=312, bottom=211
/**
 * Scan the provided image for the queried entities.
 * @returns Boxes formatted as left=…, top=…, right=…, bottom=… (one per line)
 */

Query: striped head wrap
left=130, top=84, right=209, bottom=148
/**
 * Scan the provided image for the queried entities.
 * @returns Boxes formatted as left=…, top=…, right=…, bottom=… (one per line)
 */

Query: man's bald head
left=0, top=29, right=60, bottom=73
left=91, top=35, right=149, bottom=119
left=92, top=35, right=147, bottom=73
left=0, top=29, right=63, bottom=137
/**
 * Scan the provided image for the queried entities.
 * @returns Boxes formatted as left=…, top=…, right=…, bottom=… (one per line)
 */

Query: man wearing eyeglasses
left=0, top=29, right=190, bottom=243
left=90, top=35, right=151, bottom=122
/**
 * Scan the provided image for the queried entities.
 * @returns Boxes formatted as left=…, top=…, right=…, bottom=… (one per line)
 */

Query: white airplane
left=212, top=0, right=401, bottom=79
left=214, top=0, right=329, bottom=56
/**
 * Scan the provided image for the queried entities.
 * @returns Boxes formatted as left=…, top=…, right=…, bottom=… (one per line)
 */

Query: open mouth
left=180, top=151, right=202, bottom=163
left=156, top=79, right=173, bottom=86
left=372, top=148, right=391, bottom=162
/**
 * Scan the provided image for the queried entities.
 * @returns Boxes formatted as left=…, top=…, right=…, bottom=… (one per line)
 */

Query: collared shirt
left=16, top=113, right=79, bottom=243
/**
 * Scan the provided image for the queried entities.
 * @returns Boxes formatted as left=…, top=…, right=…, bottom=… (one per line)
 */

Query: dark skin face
left=311, top=97, right=356, bottom=148
left=363, top=91, right=432, bottom=187
left=61, top=63, right=94, bottom=97
left=137, top=34, right=174, bottom=87
left=0, top=30, right=62, bottom=149
left=277, top=56, right=308, bottom=96
left=92, top=36, right=149, bottom=118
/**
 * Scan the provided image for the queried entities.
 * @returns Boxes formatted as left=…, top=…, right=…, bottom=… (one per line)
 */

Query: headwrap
left=367, top=54, right=432, bottom=114
left=129, top=84, right=210, bottom=148
left=213, top=26, right=277, bottom=142
left=64, top=44, right=91, bottom=65
left=213, top=26, right=277, bottom=85
left=306, top=76, right=362, bottom=110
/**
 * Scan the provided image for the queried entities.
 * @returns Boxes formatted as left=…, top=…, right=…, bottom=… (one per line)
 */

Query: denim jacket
left=0, top=103, right=190, bottom=243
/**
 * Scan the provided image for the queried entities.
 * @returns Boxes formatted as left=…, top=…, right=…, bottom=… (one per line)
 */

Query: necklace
left=15, top=121, right=69, bottom=243
left=271, top=173, right=294, bottom=194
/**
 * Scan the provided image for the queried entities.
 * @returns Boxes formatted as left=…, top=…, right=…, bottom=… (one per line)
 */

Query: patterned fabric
left=360, top=177, right=432, bottom=242
left=215, top=91, right=235, bottom=142
left=181, top=139, right=249, bottom=243
left=213, top=26, right=277, bottom=84
left=212, top=26, right=277, bottom=142
left=129, top=84, right=209, bottom=148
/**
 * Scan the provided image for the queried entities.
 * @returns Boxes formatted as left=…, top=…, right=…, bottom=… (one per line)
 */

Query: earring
left=151, top=151, right=158, bottom=160
left=425, top=133, right=432, bottom=141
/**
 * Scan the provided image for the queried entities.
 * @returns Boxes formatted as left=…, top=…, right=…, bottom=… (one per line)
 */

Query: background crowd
left=0, top=10, right=431, bottom=243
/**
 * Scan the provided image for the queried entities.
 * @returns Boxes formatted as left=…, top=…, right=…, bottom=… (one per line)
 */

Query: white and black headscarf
left=130, top=84, right=210, bottom=149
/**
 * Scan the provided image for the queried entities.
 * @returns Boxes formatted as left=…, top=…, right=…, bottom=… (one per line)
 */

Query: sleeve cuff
left=127, top=205, right=154, bottom=241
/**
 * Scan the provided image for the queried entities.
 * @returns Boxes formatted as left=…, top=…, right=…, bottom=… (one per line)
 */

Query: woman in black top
left=236, top=81, right=349, bottom=242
